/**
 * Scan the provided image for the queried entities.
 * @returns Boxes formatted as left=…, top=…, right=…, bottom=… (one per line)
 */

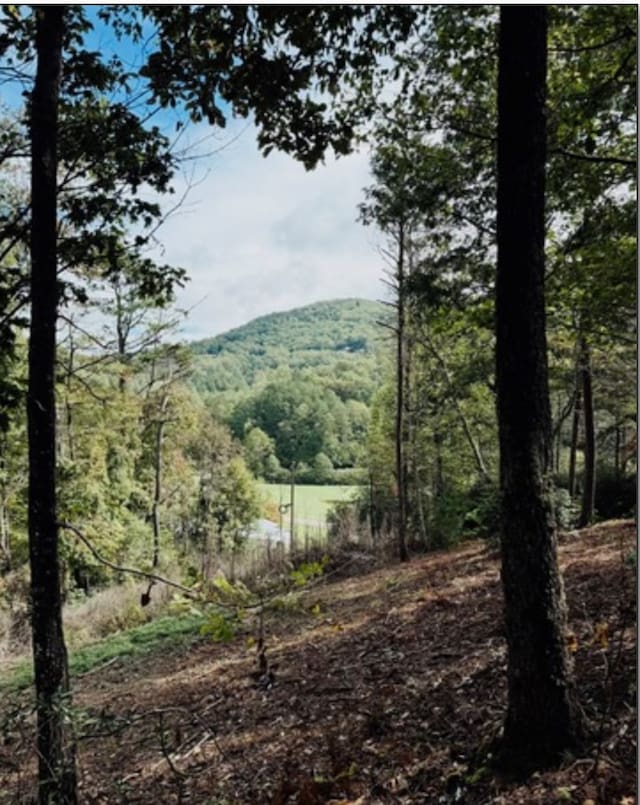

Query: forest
left=0, top=5, right=636, bottom=805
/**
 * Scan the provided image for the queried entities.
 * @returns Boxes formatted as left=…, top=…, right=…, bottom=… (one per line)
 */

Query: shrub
left=594, top=468, right=636, bottom=520
left=462, top=481, right=501, bottom=540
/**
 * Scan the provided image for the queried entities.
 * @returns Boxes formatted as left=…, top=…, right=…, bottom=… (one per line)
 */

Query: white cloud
left=151, top=122, right=387, bottom=340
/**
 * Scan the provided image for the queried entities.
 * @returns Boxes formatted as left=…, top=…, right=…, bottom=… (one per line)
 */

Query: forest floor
left=1, top=520, right=636, bottom=804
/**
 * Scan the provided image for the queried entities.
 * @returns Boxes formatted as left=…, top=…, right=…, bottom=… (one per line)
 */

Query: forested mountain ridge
left=186, top=299, right=389, bottom=481
left=188, top=298, right=387, bottom=398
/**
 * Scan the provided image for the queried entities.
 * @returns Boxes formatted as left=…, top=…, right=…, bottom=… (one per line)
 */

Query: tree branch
left=58, top=520, right=198, bottom=598
left=550, top=147, right=635, bottom=168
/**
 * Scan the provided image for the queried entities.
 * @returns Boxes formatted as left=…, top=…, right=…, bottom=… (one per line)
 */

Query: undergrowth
left=0, top=612, right=205, bottom=692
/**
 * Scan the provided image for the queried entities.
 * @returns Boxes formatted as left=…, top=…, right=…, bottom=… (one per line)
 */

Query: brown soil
left=1, top=520, right=636, bottom=804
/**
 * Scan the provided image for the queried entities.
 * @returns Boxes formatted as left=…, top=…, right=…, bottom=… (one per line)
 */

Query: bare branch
left=59, top=520, right=198, bottom=598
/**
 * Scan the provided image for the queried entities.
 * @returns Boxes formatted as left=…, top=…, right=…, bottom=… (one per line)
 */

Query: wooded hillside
left=188, top=300, right=388, bottom=483
left=189, top=298, right=386, bottom=397
left=0, top=6, right=635, bottom=803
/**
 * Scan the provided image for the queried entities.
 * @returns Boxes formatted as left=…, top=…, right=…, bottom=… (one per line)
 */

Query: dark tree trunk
left=568, top=384, right=582, bottom=498
left=395, top=221, right=409, bottom=561
left=28, top=7, right=78, bottom=803
left=496, top=6, right=581, bottom=768
left=578, top=336, right=596, bottom=527
left=554, top=399, right=561, bottom=474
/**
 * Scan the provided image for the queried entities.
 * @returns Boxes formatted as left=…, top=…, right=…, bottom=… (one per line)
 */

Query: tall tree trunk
left=395, top=221, right=409, bottom=561
left=578, top=336, right=596, bottom=527
left=28, top=7, right=77, bottom=803
left=151, top=386, right=171, bottom=568
left=368, top=472, right=376, bottom=545
left=554, top=399, right=561, bottom=474
left=289, top=464, right=296, bottom=554
left=0, top=498, right=10, bottom=570
left=568, top=384, right=582, bottom=498
left=433, top=431, right=444, bottom=498
left=0, top=441, right=11, bottom=570
left=63, top=323, right=75, bottom=462
left=496, top=6, right=581, bottom=768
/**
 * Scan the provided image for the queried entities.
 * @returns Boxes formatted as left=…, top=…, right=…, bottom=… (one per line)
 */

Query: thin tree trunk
left=395, top=221, right=409, bottom=561
left=554, top=399, right=561, bottom=474
left=568, top=384, right=582, bottom=498
left=433, top=431, right=444, bottom=498
left=578, top=336, right=596, bottom=527
left=0, top=499, right=10, bottom=569
left=423, top=334, right=491, bottom=483
left=151, top=392, right=168, bottom=569
left=412, top=436, right=429, bottom=548
left=28, top=7, right=77, bottom=802
left=496, top=6, right=581, bottom=768
left=368, top=472, right=376, bottom=546
left=0, top=442, right=10, bottom=569
left=64, top=323, right=75, bottom=462
left=289, top=464, right=296, bottom=554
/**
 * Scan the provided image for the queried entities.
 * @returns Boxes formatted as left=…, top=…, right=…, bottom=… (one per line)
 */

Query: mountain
left=188, top=298, right=389, bottom=401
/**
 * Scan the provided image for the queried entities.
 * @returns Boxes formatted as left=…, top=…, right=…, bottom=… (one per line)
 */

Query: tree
left=243, top=426, right=277, bottom=480
left=27, top=7, right=77, bottom=802
left=495, top=7, right=582, bottom=767
left=360, top=134, right=428, bottom=561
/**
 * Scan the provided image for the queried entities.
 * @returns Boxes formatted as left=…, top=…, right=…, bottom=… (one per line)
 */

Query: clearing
left=1, top=520, right=636, bottom=804
left=259, top=483, right=361, bottom=530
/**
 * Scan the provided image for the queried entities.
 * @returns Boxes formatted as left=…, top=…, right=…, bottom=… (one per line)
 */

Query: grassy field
left=259, top=483, right=361, bottom=529
left=0, top=613, right=205, bottom=692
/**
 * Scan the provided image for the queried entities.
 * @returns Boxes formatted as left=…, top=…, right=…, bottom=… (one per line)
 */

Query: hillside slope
left=2, top=521, right=635, bottom=803
left=189, top=298, right=388, bottom=398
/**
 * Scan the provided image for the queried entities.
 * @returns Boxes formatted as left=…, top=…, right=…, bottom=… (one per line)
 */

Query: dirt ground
left=1, top=520, right=636, bottom=804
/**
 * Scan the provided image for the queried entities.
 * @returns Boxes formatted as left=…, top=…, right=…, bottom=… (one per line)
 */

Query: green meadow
left=259, top=483, right=361, bottom=530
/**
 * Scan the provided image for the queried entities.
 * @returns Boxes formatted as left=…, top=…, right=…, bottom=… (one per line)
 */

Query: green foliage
left=594, top=469, right=636, bottom=521
left=199, top=608, right=241, bottom=644
left=462, top=482, right=502, bottom=540
left=553, top=488, right=579, bottom=531
left=1, top=613, right=205, bottom=692
left=190, top=300, right=383, bottom=482
left=140, top=6, right=418, bottom=169
left=196, top=576, right=256, bottom=644
left=195, top=456, right=261, bottom=559
left=289, top=557, right=327, bottom=587
left=243, top=426, right=277, bottom=480
left=191, top=300, right=384, bottom=383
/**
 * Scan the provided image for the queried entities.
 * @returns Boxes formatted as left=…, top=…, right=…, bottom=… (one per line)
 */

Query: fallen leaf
left=592, top=621, right=609, bottom=649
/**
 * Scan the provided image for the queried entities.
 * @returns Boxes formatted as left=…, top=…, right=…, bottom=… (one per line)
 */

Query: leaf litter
left=1, top=520, right=635, bottom=804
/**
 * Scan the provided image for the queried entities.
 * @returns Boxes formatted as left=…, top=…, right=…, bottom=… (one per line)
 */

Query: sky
left=0, top=7, right=389, bottom=344
left=151, top=121, right=385, bottom=342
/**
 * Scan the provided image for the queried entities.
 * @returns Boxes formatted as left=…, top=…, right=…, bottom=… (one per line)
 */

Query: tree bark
left=568, top=384, right=582, bottom=498
left=28, top=7, right=78, bottom=802
left=0, top=440, right=11, bottom=570
left=289, top=464, right=296, bottom=554
left=395, top=221, right=409, bottom=561
left=496, top=6, right=581, bottom=768
left=578, top=336, right=596, bottom=527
